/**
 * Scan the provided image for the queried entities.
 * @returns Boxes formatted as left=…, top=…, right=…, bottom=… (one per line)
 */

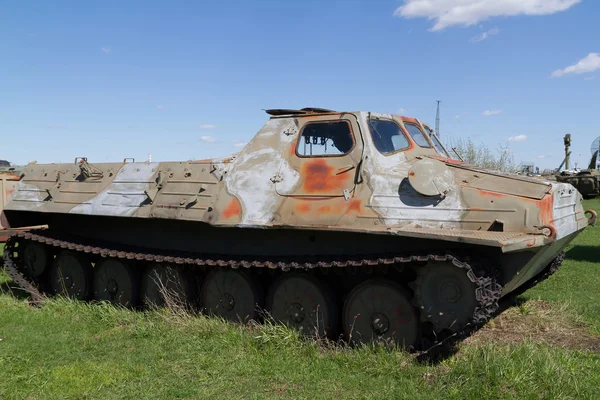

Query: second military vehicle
left=555, top=134, right=600, bottom=198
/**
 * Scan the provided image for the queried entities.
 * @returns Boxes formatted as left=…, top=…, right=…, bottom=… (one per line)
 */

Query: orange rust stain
left=400, top=116, right=418, bottom=123
left=535, top=194, right=553, bottom=225
left=469, top=207, right=485, bottom=211
left=318, top=205, right=332, bottom=213
left=347, top=199, right=362, bottom=213
left=222, top=198, right=242, bottom=219
left=408, top=171, right=415, bottom=177
left=429, top=156, right=465, bottom=165
left=295, top=203, right=311, bottom=213
left=301, top=159, right=352, bottom=194
left=476, top=189, right=507, bottom=199
left=477, top=188, right=554, bottom=226
left=290, top=139, right=299, bottom=157
left=518, top=193, right=553, bottom=225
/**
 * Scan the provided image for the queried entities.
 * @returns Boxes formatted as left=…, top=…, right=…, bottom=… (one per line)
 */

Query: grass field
left=1, top=200, right=599, bottom=399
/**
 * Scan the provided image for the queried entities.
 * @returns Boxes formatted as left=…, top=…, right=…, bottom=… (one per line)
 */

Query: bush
left=447, top=138, right=518, bottom=173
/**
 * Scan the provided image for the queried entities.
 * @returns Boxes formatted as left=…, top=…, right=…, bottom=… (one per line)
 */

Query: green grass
left=0, top=200, right=599, bottom=399
left=524, top=199, right=600, bottom=333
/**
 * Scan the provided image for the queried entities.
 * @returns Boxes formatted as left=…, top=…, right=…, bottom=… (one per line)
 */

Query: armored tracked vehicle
left=2, top=108, right=596, bottom=348
left=556, top=150, right=600, bottom=199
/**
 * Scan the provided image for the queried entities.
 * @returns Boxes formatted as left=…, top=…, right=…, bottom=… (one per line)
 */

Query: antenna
left=591, top=136, right=600, bottom=169
left=435, top=100, right=441, bottom=137
left=564, top=134, right=571, bottom=170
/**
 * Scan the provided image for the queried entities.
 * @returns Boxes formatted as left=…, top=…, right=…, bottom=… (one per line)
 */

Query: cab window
left=368, top=119, right=410, bottom=155
left=296, top=121, right=354, bottom=157
left=404, top=123, right=432, bottom=148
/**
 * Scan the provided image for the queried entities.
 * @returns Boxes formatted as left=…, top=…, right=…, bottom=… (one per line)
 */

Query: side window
left=368, top=119, right=410, bottom=155
left=296, top=121, right=354, bottom=157
left=404, top=124, right=432, bottom=148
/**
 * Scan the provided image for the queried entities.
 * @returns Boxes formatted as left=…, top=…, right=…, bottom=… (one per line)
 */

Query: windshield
left=368, top=119, right=410, bottom=155
left=403, top=123, right=432, bottom=148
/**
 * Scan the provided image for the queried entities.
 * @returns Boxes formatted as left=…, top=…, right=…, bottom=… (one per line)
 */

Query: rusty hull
left=3, top=110, right=594, bottom=294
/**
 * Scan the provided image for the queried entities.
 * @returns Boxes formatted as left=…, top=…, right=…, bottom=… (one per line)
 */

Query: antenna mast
left=564, top=134, right=571, bottom=171
left=435, top=100, right=441, bottom=137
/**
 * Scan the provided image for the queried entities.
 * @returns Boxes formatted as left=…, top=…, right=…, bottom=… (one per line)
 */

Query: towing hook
left=585, top=209, right=597, bottom=226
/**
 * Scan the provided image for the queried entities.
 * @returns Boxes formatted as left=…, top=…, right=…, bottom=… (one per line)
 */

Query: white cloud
left=470, top=27, right=500, bottom=42
left=455, top=114, right=461, bottom=119
left=394, top=0, right=581, bottom=31
left=482, top=109, right=503, bottom=116
left=199, top=124, right=216, bottom=129
left=101, top=46, right=112, bottom=54
left=584, top=76, right=596, bottom=81
left=536, top=154, right=552, bottom=159
left=552, top=53, right=600, bottom=77
left=397, top=107, right=406, bottom=114
left=232, top=140, right=247, bottom=148
left=508, top=135, right=527, bottom=142
left=200, top=135, right=217, bottom=143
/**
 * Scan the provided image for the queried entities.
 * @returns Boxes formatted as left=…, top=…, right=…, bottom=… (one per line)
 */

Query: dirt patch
left=466, top=300, right=600, bottom=352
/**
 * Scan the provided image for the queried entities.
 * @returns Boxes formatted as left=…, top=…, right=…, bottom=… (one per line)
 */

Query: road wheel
left=267, top=274, right=337, bottom=338
left=201, top=269, right=263, bottom=323
left=343, top=279, right=418, bottom=348
left=49, top=251, right=92, bottom=300
left=93, top=258, right=139, bottom=307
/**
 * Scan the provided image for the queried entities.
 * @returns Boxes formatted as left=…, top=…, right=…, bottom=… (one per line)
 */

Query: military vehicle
left=2, top=108, right=596, bottom=348
left=555, top=134, right=600, bottom=198
left=0, top=164, right=27, bottom=242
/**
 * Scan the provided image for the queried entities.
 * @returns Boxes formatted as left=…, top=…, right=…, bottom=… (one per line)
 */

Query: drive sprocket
left=412, top=258, right=502, bottom=333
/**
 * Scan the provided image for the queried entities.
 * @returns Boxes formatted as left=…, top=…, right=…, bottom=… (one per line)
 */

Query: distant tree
left=447, top=138, right=518, bottom=173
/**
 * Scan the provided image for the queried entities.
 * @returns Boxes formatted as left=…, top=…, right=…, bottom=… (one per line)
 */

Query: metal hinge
left=185, top=184, right=207, bottom=208
left=343, top=189, right=350, bottom=201
left=144, top=171, right=165, bottom=204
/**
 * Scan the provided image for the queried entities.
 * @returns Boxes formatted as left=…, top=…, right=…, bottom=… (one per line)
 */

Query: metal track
left=3, top=238, right=45, bottom=305
left=3, top=229, right=504, bottom=349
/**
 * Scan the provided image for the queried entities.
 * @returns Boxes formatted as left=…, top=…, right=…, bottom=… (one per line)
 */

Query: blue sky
left=2, top=0, right=599, bottom=170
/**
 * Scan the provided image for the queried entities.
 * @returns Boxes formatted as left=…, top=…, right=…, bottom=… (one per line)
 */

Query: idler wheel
left=21, top=241, right=53, bottom=279
left=201, top=269, right=263, bottom=323
left=49, top=251, right=92, bottom=300
left=140, top=263, right=195, bottom=308
left=414, top=262, right=477, bottom=332
left=93, top=258, right=139, bottom=307
left=343, top=279, right=418, bottom=348
left=267, top=274, right=337, bottom=338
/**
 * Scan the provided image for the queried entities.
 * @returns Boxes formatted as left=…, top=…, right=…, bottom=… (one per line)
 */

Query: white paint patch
left=4, top=182, right=48, bottom=211
left=550, top=182, right=583, bottom=240
left=356, top=112, right=465, bottom=229
left=223, top=118, right=300, bottom=224
left=70, top=163, right=159, bottom=217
